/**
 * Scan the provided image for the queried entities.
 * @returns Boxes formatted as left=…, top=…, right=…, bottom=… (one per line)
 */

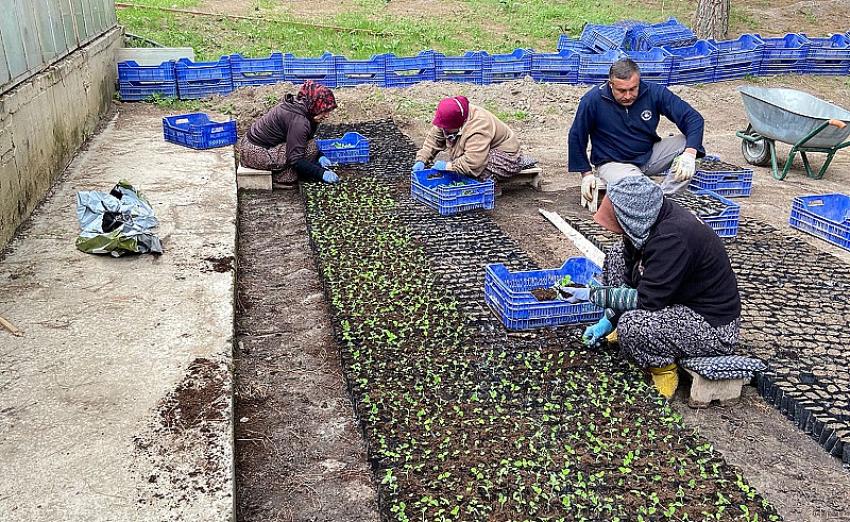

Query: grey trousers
left=597, top=134, right=689, bottom=195
left=603, top=241, right=739, bottom=368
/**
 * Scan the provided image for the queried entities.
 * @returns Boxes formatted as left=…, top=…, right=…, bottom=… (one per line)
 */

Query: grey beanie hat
left=606, top=176, right=663, bottom=249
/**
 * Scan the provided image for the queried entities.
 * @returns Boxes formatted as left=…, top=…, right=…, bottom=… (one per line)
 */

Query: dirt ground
left=173, top=2, right=850, bottom=520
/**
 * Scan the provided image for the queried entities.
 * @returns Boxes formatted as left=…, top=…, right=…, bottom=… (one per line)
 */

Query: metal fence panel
left=0, top=0, right=116, bottom=94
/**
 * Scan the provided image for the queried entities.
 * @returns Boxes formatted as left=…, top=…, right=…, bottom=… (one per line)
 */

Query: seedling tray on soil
left=485, top=257, right=604, bottom=330
left=411, top=169, right=495, bottom=216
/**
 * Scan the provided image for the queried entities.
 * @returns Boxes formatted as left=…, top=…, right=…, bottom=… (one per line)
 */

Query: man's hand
left=672, top=150, right=697, bottom=182
left=580, top=172, right=596, bottom=202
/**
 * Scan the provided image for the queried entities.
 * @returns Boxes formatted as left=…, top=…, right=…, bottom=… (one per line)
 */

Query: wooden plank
left=116, top=47, right=195, bottom=66
left=538, top=208, right=605, bottom=266
left=0, top=315, right=24, bottom=337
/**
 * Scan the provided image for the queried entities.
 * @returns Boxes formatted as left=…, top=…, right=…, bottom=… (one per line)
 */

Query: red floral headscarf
left=297, top=80, right=338, bottom=118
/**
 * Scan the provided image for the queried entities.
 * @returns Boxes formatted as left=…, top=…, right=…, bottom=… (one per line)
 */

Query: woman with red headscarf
left=412, top=96, right=534, bottom=181
left=237, top=80, right=339, bottom=189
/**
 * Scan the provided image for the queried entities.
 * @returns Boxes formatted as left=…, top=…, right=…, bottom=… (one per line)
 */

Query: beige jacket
left=415, top=104, right=521, bottom=177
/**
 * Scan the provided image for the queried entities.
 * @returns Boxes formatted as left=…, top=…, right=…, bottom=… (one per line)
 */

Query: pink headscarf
left=432, top=96, right=470, bottom=129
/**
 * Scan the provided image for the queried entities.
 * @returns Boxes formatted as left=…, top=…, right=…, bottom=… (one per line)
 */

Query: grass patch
left=117, top=0, right=694, bottom=60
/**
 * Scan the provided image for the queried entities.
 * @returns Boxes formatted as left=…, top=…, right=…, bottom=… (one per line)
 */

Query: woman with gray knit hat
left=561, top=176, right=741, bottom=399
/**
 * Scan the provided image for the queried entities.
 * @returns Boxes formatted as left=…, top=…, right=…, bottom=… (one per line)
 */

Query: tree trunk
left=693, top=0, right=730, bottom=40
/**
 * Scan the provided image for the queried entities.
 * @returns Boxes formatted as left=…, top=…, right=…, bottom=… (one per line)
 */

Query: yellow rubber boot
left=605, top=329, right=618, bottom=345
left=649, top=364, right=679, bottom=399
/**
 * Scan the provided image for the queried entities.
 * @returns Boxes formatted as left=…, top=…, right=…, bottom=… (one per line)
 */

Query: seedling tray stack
left=410, top=169, right=494, bottom=216
left=162, top=113, right=237, bottom=149
left=316, top=132, right=370, bottom=164
left=789, top=193, right=850, bottom=251
left=484, top=257, right=604, bottom=331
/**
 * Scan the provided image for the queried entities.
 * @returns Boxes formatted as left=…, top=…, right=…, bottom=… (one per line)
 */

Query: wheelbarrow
left=736, top=86, right=850, bottom=180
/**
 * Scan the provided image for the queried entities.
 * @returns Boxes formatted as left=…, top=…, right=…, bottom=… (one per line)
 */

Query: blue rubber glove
left=433, top=160, right=448, bottom=171
left=582, top=317, right=613, bottom=347
left=412, top=161, right=425, bottom=173
left=319, top=156, right=334, bottom=168
left=558, top=286, right=590, bottom=304
left=322, top=170, right=339, bottom=184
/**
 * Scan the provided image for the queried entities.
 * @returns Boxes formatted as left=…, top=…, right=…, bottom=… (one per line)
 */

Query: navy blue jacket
left=568, top=81, right=705, bottom=173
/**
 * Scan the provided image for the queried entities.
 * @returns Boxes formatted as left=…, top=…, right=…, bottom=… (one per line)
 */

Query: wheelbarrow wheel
left=741, top=136, right=771, bottom=167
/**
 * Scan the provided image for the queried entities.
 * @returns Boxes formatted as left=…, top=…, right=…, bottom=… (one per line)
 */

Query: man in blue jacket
left=568, top=59, right=706, bottom=204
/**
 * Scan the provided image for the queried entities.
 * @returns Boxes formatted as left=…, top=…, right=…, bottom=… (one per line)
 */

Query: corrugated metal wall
left=0, top=0, right=117, bottom=94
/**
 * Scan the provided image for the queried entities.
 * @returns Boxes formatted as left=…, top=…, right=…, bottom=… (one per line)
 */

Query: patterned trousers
left=479, top=149, right=534, bottom=181
left=603, top=241, right=740, bottom=368
left=237, top=137, right=319, bottom=183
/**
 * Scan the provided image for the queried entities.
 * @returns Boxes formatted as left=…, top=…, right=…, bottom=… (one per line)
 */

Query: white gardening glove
left=580, top=173, right=596, bottom=202
left=672, top=152, right=696, bottom=182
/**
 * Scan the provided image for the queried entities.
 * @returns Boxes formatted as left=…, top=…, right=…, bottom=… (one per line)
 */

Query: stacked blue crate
left=623, top=48, right=673, bottom=84
left=283, top=52, right=337, bottom=88
left=665, top=40, right=719, bottom=84
left=757, top=33, right=810, bottom=75
left=556, top=35, right=597, bottom=54
left=490, top=49, right=534, bottom=83
left=118, top=61, right=178, bottom=101
left=336, top=54, right=388, bottom=87
left=530, top=50, right=581, bottom=84
left=803, top=33, right=850, bottom=75
left=175, top=57, right=234, bottom=99
left=385, top=51, right=437, bottom=88
left=709, top=34, right=764, bottom=81
left=629, top=18, right=696, bottom=51
left=580, top=24, right=628, bottom=52
left=229, top=53, right=284, bottom=88
left=435, top=51, right=493, bottom=85
left=578, top=49, right=626, bottom=84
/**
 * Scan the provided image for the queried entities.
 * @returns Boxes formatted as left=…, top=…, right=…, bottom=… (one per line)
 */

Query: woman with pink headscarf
left=412, top=96, right=534, bottom=181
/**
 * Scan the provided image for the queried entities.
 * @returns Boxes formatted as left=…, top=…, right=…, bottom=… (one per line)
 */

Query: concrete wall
left=0, top=27, right=122, bottom=250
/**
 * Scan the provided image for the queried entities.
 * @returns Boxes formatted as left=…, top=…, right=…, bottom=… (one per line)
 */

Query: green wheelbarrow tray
left=735, top=86, right=850, bottom=180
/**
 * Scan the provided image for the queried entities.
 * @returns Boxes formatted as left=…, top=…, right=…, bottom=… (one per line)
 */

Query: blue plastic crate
left=693, top=190, right=740, bottom=238
left=629, top=18, right=696, bottom=51
left=803, top=33, right=850, bottom=75
left=410, top=169, right=494, bottom=216
left=316, top=132, right=369, bottom=164
left=491, top=49, right=534, bottom=83
left=789, top=193, right=850, bottom=251
left=162, top=113, right=237, bottom=150
left=175, top=57, right=234, bottom=99
left=385, top=51, right=437, bottom=88
left=689, top=164, right=753, bottom=198
left=530, top=50, right=581, bottom=84
left=757, top=33, right=810, bottom=75
left=664, top=40, right=718, bottom=85
left=336, top=54, right=388, bottom=87
left=578, top=50, right=626, bottom=84
left=283, top=52, right=337, bottom=88
left=580, top=23, right=628, bottom=52
left=709, top=34, right=764, bottom=81
left=623, top=48, right=673, bottom=84
left=117, top=60, right=178, bottom=101
left=229, top=53, right=284, bottom=88
left=556, top=35, right=596, bottom=54
left=435, top=52, right=493, bottom=84
left=484, top=257, right=604, bottom=331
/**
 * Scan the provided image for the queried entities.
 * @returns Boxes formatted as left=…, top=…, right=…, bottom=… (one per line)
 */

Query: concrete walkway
left=0, top=108, right=236, bottom=521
